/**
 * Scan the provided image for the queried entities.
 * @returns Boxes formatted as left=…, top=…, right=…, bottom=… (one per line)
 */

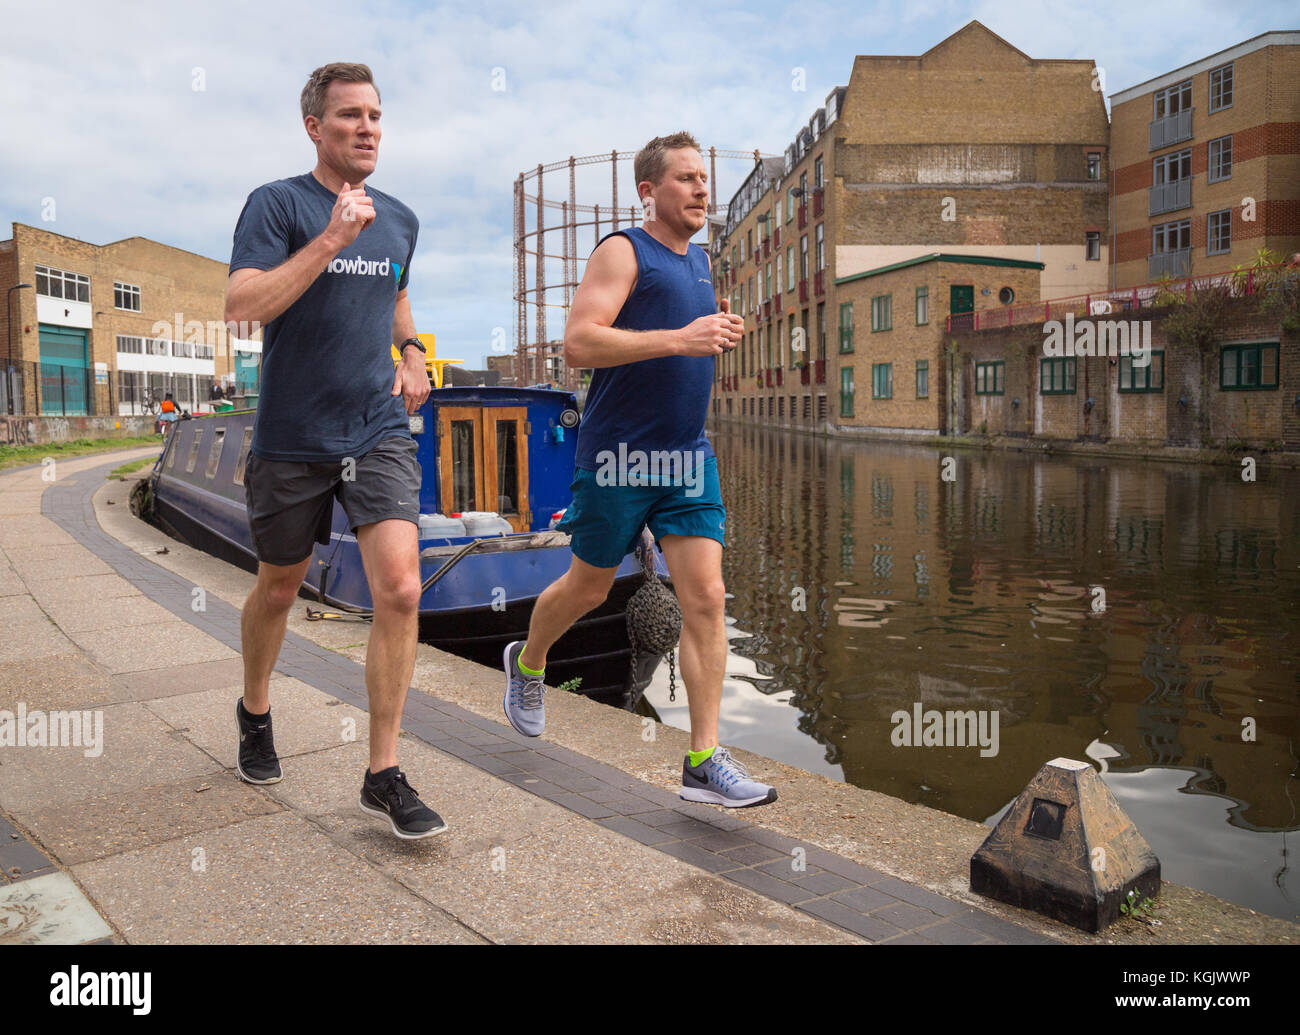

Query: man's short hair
left=634, top=132, right=702, bottom=191
left=301, top=63, right=380, bottom=122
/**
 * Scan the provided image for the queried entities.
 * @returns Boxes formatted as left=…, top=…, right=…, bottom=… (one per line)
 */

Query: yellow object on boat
left=390, top=331, right=463, bottom=387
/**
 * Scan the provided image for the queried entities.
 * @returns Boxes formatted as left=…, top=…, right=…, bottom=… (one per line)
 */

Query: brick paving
left=11, top=455, right=1057, bottom=945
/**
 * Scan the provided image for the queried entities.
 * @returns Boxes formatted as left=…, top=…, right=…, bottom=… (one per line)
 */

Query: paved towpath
left=2, top=448, right=1292, bottom=944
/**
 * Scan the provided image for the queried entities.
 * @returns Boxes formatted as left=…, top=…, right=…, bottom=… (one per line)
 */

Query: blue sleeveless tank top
left=573, top=226, right=718, bottom=471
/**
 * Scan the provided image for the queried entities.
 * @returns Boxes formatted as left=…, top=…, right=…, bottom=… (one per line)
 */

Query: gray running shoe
left=681, top=746, right=777, bottom=807
left=503, top=640, right=546, bottom=737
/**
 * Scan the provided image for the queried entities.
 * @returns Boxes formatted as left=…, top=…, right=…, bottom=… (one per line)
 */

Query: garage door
left=38, top=323, right=89, bottom=416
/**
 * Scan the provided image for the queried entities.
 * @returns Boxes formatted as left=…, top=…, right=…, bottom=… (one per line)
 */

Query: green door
left=38, top=324, right=89, bottom=416
left=949, top=285, right=974, bottom=314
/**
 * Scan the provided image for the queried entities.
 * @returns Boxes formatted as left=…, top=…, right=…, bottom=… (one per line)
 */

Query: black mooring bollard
left=970, top=757, right=1161, bottom=933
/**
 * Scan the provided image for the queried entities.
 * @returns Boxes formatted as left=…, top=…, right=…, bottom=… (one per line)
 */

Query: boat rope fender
left=626, top=527, right=682, bottom=701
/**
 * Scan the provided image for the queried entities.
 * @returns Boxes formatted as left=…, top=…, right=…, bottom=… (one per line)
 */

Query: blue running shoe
left=503, top=640, right=546, bottom=737
left=681, top=746, right=778, bottom=807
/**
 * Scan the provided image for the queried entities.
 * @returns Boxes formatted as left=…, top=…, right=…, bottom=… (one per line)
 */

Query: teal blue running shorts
left=555, top=455, right=726, bottom=569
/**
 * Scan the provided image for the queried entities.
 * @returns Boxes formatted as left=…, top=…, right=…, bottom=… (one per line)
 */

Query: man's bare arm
left=224, top=183, right=375, bottom=327
left=563, top=236, right=741, bottom=369
left=392, top=287, right=417, bottom=345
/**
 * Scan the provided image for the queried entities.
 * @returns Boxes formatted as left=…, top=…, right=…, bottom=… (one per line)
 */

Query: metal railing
left=1149, top=178, right=1192, bottom=216
left=1149, top=109, right=1193, bottom=151
left=945, top=262, right=1295, bottom=333
left=1148, top=249, right=1191, bottom=281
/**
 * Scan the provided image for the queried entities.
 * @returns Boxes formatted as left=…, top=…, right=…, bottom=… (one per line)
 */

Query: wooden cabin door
left=438, top=406, right=531, bottom=532
left=483, top=407, right=530, bottom=532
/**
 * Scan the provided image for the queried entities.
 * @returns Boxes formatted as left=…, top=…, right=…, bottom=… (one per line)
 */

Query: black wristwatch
left=399, top=336, right=426, bottom=355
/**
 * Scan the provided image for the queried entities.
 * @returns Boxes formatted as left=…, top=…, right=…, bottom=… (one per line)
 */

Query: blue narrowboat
left=137, top=383, right=670, bottom=708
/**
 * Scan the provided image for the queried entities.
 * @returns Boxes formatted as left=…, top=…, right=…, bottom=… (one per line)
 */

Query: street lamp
left=6, top=283, right=33, bottom=415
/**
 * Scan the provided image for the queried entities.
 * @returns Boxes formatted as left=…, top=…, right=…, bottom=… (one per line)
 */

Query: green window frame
left=975, top=361, right=1004, bottom=396
left=786, top=188, right=795, bottom=223
left=915, top=286, right=929, bottom=326
left=916, top=359, right=929, bottom=398
left=786, top=245, right=795, bottom=291
left=1221, top=343, right=1279, bottom=390
left=871, top=294, right=892, bottom=332
left=872, top=363, right=893, bottom=399
left=839, top=302, right=854, bottom=354
left=1040, top=357, right=1077, bottom=395
left=1118, top=351, right=1165, bottom=393
left=840, top=366, right=854, bottom=416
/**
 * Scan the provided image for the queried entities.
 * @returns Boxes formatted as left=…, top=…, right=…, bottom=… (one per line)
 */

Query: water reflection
left=642, top=422, right=1300, bottom=921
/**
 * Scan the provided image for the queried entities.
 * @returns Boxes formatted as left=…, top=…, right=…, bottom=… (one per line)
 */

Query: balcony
left=1149, top=178, right=1192, bottom=217
left=776, top=367, right=783, bottom=387
left=813, top=190, right=824, bottom=219
left=1148, top=249, right=1191, bottom=280
left=773, top=291, right=782, bottom=313
left=763, top=238, right=771, bottom=260
left=814, top=270, right=825, bottom=297
left=797, top=204, right=808, bottom=230
left=753, top=248, right=761, bottom=265
left=773, top=227, right=781, bottom=248
left=798, top=278, right=809, bottom=304
left=799, top=365, right=810, bottom=386
left=762, top=299, right=772, bottom=321
left=814, top=358, right=826, bottom=384
left=1149, top=109, right=1194, bottom=151
left=765, top=369, right=773, bottom=388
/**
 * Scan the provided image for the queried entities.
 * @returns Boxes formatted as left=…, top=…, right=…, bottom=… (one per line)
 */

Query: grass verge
left=0, top=435, right=162, bottom=471
left=107, top=454, right=160, bottom=479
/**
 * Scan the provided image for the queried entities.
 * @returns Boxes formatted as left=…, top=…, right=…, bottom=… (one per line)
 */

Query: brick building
left=951, top=297, right=1299, bottom=449
left=1109, top=31, right=1300, bottom=290
left=710, top=21, right=1110, bottom=434
left=834, top=254, right=1043, bottom=435
left=0, top=223, right=255, bottom=417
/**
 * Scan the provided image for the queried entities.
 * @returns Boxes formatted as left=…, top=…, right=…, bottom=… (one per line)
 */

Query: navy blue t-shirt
left=573, top=227, right=717, bottom=472
left=229, top=172, right=419, bottom=461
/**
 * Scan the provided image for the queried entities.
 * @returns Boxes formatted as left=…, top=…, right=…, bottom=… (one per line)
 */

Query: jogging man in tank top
left=502, top=132, right=777, bottom=807
left=224, top=62, right=445, bottom=838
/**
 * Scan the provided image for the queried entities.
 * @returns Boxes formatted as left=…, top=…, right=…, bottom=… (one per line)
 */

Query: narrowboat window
left=185, top=433, right=202, bottom=474
left=206, top=427, right=226, bottom=480
left=451, top=419, right=477, bottom=511
left=496, top=419, right=518, bottom=514
left=232, top=427, right=254, bottom=486
left=166, top=432, right=179, bottom=468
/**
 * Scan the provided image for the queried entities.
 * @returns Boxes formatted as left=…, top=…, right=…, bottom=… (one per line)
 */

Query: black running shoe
left=235, top=698, right=282, bottom=784
left=360, top=768, right=448, bottom=839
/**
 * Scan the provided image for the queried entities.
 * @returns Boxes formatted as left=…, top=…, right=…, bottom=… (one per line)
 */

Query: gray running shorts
left=243, top=435, right=420, bottom=566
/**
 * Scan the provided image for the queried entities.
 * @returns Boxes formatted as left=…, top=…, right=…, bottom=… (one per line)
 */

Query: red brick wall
left=954, top=296, right=1298, bottom=448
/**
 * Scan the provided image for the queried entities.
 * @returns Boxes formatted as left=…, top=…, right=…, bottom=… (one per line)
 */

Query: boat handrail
left=418, top=529, right=570, bottom=560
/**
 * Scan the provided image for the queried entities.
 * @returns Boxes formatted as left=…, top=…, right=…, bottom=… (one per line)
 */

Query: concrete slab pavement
left=1, top=446, right=1295, bottom=946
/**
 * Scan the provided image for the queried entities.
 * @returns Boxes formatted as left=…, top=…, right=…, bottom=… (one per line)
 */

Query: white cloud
left=2, top=0, right=1291, bottom=366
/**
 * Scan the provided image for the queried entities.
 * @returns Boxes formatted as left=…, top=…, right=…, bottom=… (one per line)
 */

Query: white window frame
left=34, top=263, right=90, bottom=303
left=114, top=281, right=142, bottom=312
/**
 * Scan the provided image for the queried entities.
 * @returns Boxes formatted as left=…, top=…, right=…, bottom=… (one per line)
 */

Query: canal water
left=641, top=421, right=1300, bottom=922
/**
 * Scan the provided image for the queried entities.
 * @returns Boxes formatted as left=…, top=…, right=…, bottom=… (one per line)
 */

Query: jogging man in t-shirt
left=502, top=132, right=777, bottom=808
left=225, top=62, right=445, bottom=838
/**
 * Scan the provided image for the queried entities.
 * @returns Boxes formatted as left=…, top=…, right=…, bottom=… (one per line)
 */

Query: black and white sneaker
left=235, top=698, right=283, bottom=784
left=360, top=767, right=448, bottom=839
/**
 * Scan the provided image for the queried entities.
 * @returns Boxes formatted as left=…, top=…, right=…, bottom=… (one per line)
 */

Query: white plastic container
left=458, top=511, right=513, bottom=536
left=418, top=513, right=467, bottom=538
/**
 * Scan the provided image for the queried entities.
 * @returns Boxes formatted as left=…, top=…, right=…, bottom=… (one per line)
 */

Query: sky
left=2, top=0, right=1294, bottom=368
